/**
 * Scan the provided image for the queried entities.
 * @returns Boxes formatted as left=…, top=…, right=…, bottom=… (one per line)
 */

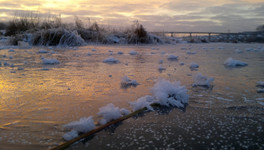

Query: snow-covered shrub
left=224, top=57, right=248, bottom=67
left=192, top=73, right=214, bottom=88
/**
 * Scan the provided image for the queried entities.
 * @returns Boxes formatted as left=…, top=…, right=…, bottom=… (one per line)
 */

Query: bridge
left=151, top=31, right=262, bottom=41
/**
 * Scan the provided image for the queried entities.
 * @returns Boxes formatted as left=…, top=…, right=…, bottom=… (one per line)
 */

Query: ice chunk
left=258, top=101, right=264, bottom=106
left=17, top=67, right=24, bottom=70
left=151, top=79, right=189, bottom=107
left=9, top=56, right=13, bottom=59
left=152, top=47, right=160, bottom=50
left=180, top=62, right=184, bottom=66
left=103, top=57, right=120, bottom=64
left=189, top=62, right=199, bottom=70
left=97, top=103, right=123, bottom=125
left=87, top=52, right=92, bottom=56
left=92, top=48, right=96, bottom=51
left=167, top=55, right=178, bottom=60
left=121, top=76, right=139, bottom=88
left=257, top=81, right=264, bottom=87
left=42, top=58, right=60, bottom=65
left=159, top=59, right=163, bottom=64
left=129, top=50, right=137, bottom=55
left=64, top=116, right=95, bottom=133
left=192, top=73, right=214, bottom=88
left=38, top=49, right=49, bottom=53
left=224, top=57, right=247, bottom=67
left=129, top=95, right=155, bottom=111
left=63, top=130, right=78, bottom=141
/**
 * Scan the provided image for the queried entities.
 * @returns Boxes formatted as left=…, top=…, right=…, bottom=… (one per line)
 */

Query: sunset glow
left=0, top=0, right=264, bottom=32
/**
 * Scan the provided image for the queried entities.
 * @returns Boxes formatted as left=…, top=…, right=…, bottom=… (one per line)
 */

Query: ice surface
left=257, top=81, right=264, bottom=87
left=224, top=57, right=247, bottom=67
left=42, top=58, right=60, bottom=65
left=129, top=95, right=155, bottom=111
left=192, top=73, right=214, bottom=87
left=129, top=50, right=137, bottom=55
left=151, top=79, right=189, bottom=107
left=167, top=55, right=178, bottom=60
left=121, top=76, right=139, bottom=88
left=97, top=103, right=123, bottom=125
left=103, top=57, right=120, bottom=64
left=64, top=116, right=95, bottom=133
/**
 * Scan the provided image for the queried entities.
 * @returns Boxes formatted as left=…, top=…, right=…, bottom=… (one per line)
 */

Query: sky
left=0, top=0, right=263, bottom=32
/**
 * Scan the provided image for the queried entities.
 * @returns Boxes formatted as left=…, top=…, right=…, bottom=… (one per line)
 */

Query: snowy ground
left=0, top=43, right=264, bottom=149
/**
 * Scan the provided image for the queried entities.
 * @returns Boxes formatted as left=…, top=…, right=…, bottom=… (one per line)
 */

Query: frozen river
left=0, top=43, right=264, bottom=149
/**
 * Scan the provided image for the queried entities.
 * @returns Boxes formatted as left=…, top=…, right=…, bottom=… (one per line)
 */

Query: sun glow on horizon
left=0, top=0, right=263, bottom=32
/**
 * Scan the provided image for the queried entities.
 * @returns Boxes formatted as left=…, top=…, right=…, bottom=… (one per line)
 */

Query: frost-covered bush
left=129, top=95, right=155, bottom=111
left=42, top=58, right=60, bottom=65
left=167, top=54, right=178, bottom=60
left=32, top=28, right=85, bottom=46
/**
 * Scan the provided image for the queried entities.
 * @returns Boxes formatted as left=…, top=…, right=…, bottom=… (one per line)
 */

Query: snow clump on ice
left=192, top=73, right=214, bottom=87
left=42, top=58, right=60, bottom=65
left=224, top=57, right=247, bottom=67
left=158, top=65, right=166, bottom=71
left=167, top=55, right=178, bottom=60
left=151, top=79, right=189, bottom=108
left=97, top=103, right=124, bottom=125
left=117, top=51, right=124, bottom=55
left=129, top=50, right=137, bottom=55
left=121, top=76, right=139, bottom=88
left=38, top=49, right=49, bottom=53
left=129, top=95, right=155, bottom=111
left=63, top=116, right=95, bottom=141
left=103, top=57, right=120, bottom=64
left=256, top=81, right=264, bottom=87
left=189, top=62, right=199, bottom=70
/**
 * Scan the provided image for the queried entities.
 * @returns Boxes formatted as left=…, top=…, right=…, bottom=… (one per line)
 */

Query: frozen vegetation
left=129, top=50, right=137, bottom=55
left=224, top=57, right=248, bottom=67
left=97, top=103, right=125, bottom=125
left=189, top=62, right=199, bottom=70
